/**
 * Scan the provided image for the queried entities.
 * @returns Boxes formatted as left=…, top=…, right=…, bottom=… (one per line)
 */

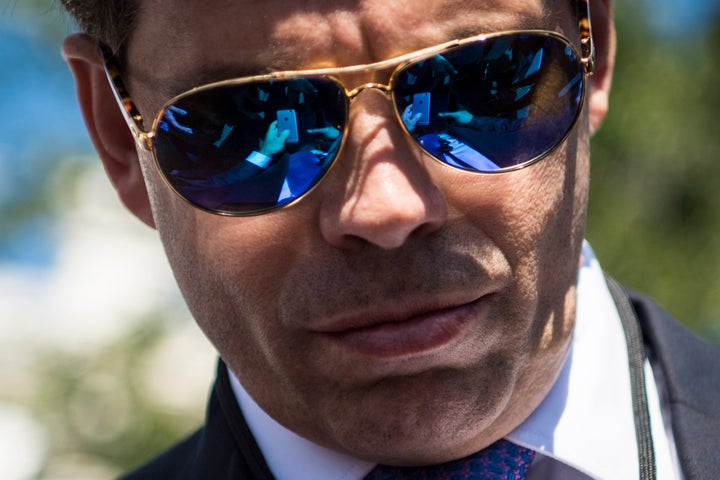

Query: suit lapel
left=213, top=360, right=277, bottom=479
left=630, top=292, right=720, bottom=479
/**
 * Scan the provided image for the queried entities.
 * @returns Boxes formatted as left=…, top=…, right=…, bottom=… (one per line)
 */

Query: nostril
left=319, top=165, right=448, bottom=250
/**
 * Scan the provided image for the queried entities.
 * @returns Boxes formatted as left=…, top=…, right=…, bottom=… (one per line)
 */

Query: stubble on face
left=125, top=0, right=590, bottom=464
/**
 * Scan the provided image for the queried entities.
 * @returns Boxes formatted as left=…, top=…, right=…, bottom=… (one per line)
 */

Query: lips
left=316, top=297, right=484, bottom=357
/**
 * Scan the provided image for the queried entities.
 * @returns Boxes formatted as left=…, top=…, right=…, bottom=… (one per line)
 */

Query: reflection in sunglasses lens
left=394, top=34, right=584, bottom=171
left=154, top=78, right=347, bottom=214
left=151, top=33, right=585, bottom=214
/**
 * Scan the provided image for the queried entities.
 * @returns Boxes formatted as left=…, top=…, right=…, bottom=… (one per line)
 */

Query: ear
left=587, top=0, right=616, bottom=135
left=62, top=34, right=156, bottom=228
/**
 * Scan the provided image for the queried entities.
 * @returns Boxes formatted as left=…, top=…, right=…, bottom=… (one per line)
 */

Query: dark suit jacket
left=122, top=291, right=720, bottom=480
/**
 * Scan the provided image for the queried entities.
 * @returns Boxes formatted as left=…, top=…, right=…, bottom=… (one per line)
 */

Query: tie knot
left=364, top=439, right=535, bottom=480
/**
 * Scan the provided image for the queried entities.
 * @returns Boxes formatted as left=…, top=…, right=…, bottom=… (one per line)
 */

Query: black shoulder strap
left=605, top=275, right=657, bottom=480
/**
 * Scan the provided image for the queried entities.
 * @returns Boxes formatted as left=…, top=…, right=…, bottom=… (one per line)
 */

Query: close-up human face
left=92, top=0, right=604, bottom=465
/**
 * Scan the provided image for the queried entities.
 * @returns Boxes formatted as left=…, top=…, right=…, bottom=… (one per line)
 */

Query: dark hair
left=58, top=0, right=138, bottom=56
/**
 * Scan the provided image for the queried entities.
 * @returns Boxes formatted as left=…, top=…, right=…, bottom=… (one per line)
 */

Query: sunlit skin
left=64, top=0, right=615, bottom=466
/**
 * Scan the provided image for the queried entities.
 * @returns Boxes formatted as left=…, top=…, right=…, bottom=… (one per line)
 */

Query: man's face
left=126, top=0, right=591, bottom=464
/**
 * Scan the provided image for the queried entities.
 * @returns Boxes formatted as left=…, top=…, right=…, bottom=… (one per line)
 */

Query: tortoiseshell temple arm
left=100, top=44, right=153, bottom=151
left=577, top=0, right=596, bottom=73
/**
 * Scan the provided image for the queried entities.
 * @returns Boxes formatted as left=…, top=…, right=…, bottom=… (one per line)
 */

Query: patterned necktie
left=364, top=439, right=535, bottom=480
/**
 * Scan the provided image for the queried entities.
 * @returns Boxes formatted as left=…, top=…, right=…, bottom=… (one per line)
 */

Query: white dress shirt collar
left=506, top=242, right=639, bottom=478
left=230, top=372, right=374, bottom=480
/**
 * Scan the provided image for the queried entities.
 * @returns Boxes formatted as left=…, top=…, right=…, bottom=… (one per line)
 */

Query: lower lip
left=326, top=299, right=482, bottom=357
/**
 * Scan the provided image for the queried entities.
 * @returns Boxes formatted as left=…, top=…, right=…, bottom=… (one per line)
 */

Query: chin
left=302, top=366, right=515, bottom=465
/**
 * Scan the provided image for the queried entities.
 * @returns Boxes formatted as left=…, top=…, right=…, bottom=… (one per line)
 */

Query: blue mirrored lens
left=154, top=77, right=346, bottom=214
left=152, top=33, right=584, bottom=215
left=394, top=33, right=585, bottom=171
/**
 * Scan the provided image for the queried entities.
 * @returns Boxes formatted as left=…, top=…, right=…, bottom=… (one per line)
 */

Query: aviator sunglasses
left=102, top=0, right=595, bottom=216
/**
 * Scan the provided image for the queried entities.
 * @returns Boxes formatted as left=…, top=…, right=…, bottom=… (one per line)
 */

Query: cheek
left=145, top=167, right=321, bottom=385
left=442, top=138, right=588, bottom=271
left=438, top=132, right=589, bottom=344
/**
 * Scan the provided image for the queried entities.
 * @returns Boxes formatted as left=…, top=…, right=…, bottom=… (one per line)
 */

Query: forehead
left=127, top=0, right=573, bottom=94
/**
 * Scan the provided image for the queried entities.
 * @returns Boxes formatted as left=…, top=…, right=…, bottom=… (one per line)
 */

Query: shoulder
left=627, top=290, right=720, bottom=478
left=121, top=420, right=261, bottom=480
left=628, top=290, right=720, bottom=384
left=121, top=429, right=204, bottom=480
left=121, top=360, right=273, bottom=479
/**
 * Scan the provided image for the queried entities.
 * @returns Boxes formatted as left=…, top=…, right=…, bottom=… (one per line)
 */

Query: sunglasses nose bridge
left=346, top=83, right=392, bottom=101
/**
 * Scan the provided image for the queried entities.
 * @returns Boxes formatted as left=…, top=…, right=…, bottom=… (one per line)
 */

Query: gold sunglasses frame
left=100, top=0, right=594, bottom=215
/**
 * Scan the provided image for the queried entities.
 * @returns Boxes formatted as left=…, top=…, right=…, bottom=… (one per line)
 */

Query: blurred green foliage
left=2, top=0, right=72, bottom=41
left=587, top=1, right=720, bottom=342
left=32, top=319, right=204, bottom=476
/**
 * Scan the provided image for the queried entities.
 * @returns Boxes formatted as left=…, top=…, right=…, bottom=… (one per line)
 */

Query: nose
left=319, top=91, right=448, bottom=250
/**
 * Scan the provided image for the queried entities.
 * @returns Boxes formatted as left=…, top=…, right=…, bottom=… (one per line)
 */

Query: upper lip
left=310, top=292, right=487, bottom=334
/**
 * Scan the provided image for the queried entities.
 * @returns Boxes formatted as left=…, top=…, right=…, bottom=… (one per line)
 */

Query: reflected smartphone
left=276, top=109, right=299, bottom=143
left=412, top=92, right=431, bottom=126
